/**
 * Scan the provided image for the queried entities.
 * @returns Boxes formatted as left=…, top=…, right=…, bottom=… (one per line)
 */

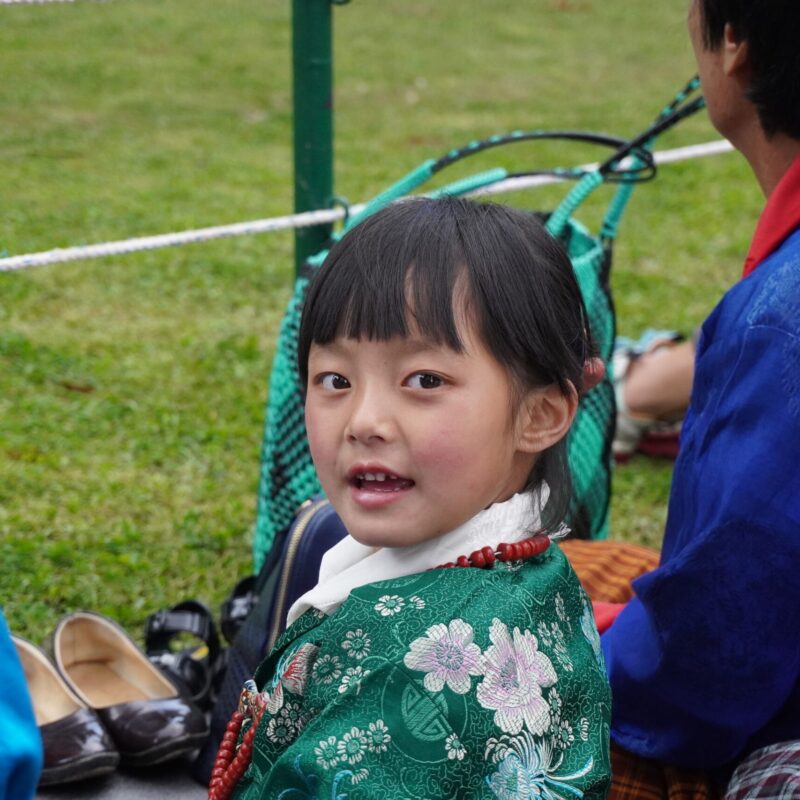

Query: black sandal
left=219, top=575, right=258, bottom=647
left=144, top=600, right=225, bottom=711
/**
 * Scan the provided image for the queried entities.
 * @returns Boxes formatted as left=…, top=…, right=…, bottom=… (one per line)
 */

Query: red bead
left=457, top=555, right=470, bottom=568
left=518, top=539, right=532, bottom=558
left=531, top=535, right=550, bottom=555
left=470, top=550, right=486, bottom=568
left=498, top=542, right=512, bottom=560
left=482, top=546, right=496, bottom=565
left=207, top=709, right=262, bottom=800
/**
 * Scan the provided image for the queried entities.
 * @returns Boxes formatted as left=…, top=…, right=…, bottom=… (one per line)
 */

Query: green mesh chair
left=252, top=79, right=704, bottom=570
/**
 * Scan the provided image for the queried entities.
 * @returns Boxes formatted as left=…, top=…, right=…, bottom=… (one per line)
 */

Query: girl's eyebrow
left=312, top=336, right=460, bottom=357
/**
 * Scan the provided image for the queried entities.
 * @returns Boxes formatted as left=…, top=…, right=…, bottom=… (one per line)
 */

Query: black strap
left=219, top=575, right=258, bottom=646
left=145, top=600, right=221, bottom=669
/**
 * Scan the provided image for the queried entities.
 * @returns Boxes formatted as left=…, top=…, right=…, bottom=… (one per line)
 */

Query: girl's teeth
left=356, top=471, right=402, bottom=482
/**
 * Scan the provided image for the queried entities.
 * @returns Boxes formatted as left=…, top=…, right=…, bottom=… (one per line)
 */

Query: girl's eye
left=405, top=372, right=445, bottom=390
left=319, top=373, right=350, bottom=390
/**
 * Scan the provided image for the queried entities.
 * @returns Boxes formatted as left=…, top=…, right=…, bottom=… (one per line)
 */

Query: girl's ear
left=516, top=383, right=578, bottom=454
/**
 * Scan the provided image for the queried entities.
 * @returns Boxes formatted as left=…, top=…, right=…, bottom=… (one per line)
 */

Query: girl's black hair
left=298, top=197, right=594, bottom=528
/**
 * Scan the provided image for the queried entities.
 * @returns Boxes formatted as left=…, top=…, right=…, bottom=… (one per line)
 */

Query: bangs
left=298, top=200, right=473, bottom=383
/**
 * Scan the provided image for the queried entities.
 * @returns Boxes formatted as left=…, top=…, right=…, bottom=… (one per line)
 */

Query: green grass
left=0, top=0, right=763, bottom=643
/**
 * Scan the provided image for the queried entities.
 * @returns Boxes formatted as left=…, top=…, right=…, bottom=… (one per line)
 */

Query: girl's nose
left=344, top=388, right=394, bottom=444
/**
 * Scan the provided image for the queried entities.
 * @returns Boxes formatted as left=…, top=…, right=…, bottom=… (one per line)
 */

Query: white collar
left=287, top=487, right=547, bottom=626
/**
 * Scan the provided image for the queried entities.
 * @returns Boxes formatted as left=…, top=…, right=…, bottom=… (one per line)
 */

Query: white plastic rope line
left=473, top=139, right=735, bottom=197
left=0, top=208, right=356, bottom=273
left=0, top=139, right=734, bottom=273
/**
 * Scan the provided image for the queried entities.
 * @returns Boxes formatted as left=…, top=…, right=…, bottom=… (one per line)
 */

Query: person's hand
left=582, top=357, right=605, bottom=394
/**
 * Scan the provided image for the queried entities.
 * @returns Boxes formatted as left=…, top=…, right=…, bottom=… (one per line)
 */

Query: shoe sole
left=39, top=752, right=120, bottom=786
left=119, top=729, right=209, bottom=767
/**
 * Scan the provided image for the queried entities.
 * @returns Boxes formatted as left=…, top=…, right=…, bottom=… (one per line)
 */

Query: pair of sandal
left=14, top=611, right=209, bottom=787
left=144, top=588, right=255, bottom=713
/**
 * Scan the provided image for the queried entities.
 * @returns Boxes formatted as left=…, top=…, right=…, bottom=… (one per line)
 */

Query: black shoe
left=13, top=636, right=119, bottom=786
left=52, top=612, right=209, bottom=767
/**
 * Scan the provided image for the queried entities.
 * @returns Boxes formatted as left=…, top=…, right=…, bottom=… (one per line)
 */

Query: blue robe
left=602, top=172, right=800, bottom=768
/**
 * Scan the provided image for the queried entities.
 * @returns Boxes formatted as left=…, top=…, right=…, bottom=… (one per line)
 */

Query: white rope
left=0, top=0, right=75, bottom=4
left=0, top=208, right=351, bottom=272
left=0, top=139, right=734, bottom=273
left=472, top=139, right=735, bottom=197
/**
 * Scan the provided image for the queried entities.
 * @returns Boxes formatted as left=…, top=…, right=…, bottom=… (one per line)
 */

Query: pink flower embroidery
left=477, top=618, right=558, bottom=735
left=404, top=619, right=483, bottom=694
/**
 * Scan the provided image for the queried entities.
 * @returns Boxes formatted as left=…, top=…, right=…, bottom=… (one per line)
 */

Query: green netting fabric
left=252, top=213, right=614, bottom=571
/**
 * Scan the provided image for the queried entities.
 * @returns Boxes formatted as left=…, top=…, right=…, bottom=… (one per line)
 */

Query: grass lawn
left=0, top=0, right=763, bottom=643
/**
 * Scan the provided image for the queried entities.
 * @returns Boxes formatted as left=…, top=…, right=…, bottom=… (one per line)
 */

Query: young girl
left=211, top=198, right=611, bottom=800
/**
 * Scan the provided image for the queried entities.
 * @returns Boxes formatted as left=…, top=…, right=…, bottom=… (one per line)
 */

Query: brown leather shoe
left=13, top=636, right=119, bottom=786
left=52, top=611, right=209, bottom=766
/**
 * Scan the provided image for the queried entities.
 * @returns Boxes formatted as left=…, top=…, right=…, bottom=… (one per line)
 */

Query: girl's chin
left=344, top=523, right=416, bottom=550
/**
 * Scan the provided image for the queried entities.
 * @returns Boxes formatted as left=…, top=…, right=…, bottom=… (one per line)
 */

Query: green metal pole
left=292, top=0, right=335, bottom=275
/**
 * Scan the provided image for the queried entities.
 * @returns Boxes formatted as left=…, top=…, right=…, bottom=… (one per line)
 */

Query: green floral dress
left=232, top=543, right=611, bottom=799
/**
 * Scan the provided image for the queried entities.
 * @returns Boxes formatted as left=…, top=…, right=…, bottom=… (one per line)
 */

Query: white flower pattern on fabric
left=477, top=619, right=558, bottom=736
left=265, top=714, right=297, bottom=746
left=537, top=620, right=573, bottom=673
left=409, top=595, right=426, bottom=609
left=351, top=768, right=369, bottom=785
left=280, top=701, right=305, bottom=730
left=338, top=666, right=370, bottom=695
left=551, top=719, right=575, bottom=750
left=374, top=595, right=405, bottom=616
left=341, top=628, right=371, bottom=660
left=548, top=687, right=563, bottom=718
left=314, top=735, right=340, bottom=769
left=366, top=719, right=391, bottom=753
left=404, top=618, right=483, bottom=694
left=311, top=653, right=342, bottom=685
left=555, top=593, right=567, bottom=623
left=337, top=726, right=368, bottom=765
left=445, top=732, right=466, bottom=761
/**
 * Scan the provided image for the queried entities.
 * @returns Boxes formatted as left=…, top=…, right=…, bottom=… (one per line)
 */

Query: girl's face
left=304, top=314, right=541, bottom=549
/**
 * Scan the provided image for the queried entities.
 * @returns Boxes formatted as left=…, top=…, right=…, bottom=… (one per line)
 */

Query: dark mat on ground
left=36, top=754, right=206, bottom=800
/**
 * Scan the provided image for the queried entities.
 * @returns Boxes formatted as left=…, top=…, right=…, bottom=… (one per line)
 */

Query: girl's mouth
left=349, top=471, right=415, bottom=493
